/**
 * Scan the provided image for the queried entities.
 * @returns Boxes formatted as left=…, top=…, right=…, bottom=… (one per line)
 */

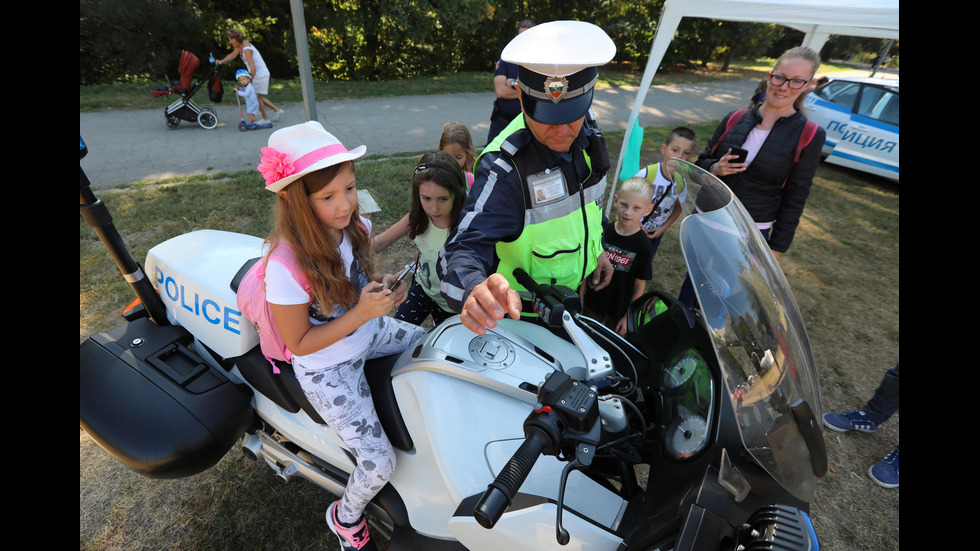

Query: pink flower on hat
left=257, top=147, right=295, bottom=187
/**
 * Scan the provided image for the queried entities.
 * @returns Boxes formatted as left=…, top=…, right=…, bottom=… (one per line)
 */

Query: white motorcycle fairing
left=141, top=229, right=630, bottom=549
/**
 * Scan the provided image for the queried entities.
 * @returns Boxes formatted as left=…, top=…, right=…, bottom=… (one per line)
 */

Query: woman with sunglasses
left=694, top=46, right=826, bottom=260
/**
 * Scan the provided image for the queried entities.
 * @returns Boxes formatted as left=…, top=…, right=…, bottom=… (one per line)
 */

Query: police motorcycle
left=81, top=135, right=826, bottom=551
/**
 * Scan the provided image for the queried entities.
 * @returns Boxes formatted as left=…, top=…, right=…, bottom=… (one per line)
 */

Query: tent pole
left=607, top=10, right=683, bottom=216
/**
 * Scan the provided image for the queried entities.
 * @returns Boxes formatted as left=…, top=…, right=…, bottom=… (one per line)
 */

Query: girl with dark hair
left=372, top=150, right=468, bottom=326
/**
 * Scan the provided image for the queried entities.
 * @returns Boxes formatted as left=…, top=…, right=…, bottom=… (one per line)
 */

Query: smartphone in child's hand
left=386, top=262, right=417, bottom=290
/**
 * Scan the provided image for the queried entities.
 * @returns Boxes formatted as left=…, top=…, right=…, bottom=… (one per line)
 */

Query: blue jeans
left=864, top=363, right=899, bottom=426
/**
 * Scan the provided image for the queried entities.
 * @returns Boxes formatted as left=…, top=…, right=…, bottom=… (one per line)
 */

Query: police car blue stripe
left=849, top=113, right=898, bottom=133
left=829, top=150, right=900, bottom=175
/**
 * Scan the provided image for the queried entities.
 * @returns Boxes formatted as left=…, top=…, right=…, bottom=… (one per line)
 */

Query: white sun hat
left=257, top=121, right=367, bottom=193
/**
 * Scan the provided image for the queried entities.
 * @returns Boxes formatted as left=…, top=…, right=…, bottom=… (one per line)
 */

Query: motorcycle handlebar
left=473, top=426, right=551, bottom=529
left=512, top=268, right=580, bottom=327
left=512, top=268, right=539, bottom=295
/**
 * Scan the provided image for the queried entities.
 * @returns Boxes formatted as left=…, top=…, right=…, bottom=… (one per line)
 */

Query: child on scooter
left=371, top=150, right=468, bottom=326
left=234, top=69, right=260, bottom=125
left=258, top=121, right=426, bottom=551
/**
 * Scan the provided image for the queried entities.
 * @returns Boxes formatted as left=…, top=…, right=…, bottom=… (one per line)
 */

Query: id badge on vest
left=527, top=167, right=568, bottom=206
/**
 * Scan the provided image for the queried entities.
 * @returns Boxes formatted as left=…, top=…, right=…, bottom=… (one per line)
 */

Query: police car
left=804, top=77, right=899, bottom=182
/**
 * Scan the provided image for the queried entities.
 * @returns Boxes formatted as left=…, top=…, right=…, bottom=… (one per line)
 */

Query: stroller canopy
left=178, top=50, right=201, bottom=92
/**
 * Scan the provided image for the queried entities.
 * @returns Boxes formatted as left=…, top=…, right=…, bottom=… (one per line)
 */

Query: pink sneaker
left=326, top=501, right=378, bottom=551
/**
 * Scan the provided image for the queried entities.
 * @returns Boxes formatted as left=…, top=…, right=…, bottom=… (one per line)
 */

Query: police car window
left=878, top=94, right=899, bottom=126
left=857, top=86, right=899, bottom=127
left=817, top=81, right=859, bottom=110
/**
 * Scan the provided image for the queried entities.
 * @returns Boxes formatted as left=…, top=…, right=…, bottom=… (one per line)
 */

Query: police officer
left=439, top=21, right=616, bottom=335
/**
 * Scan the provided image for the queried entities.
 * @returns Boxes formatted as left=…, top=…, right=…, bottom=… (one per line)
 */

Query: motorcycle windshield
left=669, top=159, right=823, bottom=501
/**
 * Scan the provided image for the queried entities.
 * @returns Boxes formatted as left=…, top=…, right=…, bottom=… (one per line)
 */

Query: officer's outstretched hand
left=587, top=252, right=614, bottom=291
left=461, top=273, right=522, bottom=335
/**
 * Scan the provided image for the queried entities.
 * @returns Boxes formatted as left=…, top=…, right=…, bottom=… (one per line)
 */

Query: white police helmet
left=502, top=21, right=616, bottom=125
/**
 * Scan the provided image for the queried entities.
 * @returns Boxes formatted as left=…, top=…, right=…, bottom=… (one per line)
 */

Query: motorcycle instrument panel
left=660, top=349, right=714, bottom=460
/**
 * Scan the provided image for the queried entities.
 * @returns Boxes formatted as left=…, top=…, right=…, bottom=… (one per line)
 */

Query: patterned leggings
left=394, top=281, right=456, bottom=326
left=293, top=316, right=426, bottom=524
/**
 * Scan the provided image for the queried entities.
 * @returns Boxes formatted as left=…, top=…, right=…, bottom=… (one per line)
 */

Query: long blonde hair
left=266, top=161, right=373, bottom=312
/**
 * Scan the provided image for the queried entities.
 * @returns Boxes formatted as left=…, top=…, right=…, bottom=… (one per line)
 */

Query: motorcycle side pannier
left=80, top=317, right=253, bottom=478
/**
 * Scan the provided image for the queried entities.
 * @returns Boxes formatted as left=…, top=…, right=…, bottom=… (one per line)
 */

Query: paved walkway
left=79, top=68, right=894, bottom=189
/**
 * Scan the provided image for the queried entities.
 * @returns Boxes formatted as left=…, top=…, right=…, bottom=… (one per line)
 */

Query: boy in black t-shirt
left=581, top=177, right=654, bottom=334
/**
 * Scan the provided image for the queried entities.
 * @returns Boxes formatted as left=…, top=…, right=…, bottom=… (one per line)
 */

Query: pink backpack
left=236, top=243, right=310, bottom=374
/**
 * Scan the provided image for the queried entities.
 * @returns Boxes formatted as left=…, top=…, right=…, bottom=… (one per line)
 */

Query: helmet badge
left=543, top=76, right=569, bottom=103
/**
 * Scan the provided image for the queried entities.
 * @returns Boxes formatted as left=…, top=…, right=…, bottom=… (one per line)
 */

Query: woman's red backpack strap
left=708, top=109, right=819, bottom=188
left=782, top=119, right=820, bottom=188
left=709, top=109, right=749, bottom=158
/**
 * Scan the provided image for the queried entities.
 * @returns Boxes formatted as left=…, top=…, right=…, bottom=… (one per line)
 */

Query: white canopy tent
left=609, top=0, right=900, bottom=206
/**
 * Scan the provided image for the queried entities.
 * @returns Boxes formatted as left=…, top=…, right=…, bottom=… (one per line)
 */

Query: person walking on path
left=486, top=19, right=535, bottom=145
left=217, top=29, right=284, bottom=125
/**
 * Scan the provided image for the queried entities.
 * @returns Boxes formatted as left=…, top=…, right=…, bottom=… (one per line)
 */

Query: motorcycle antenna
left=80, top=136, right=170, bottom=327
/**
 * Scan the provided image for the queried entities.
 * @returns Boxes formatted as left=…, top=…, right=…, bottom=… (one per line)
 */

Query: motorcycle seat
left=235, top=346, right=303, bottom=414
left=274, top=354, right=414, bottom=451
left=235, top=347, right=414, bottom=451
left=364, top=354, right=414, bottom=451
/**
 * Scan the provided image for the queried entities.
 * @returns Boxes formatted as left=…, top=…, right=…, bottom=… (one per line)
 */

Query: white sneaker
left=256, top=119, right=271, bottom=125
left=273, top=108, right=284, bottom=121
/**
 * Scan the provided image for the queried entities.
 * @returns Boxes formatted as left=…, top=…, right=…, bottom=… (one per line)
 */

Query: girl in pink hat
left=257, top=121, right=425, bottom=551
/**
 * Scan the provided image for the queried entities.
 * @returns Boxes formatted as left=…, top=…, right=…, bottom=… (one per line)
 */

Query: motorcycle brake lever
left=555, top=443, right=595, bottom=545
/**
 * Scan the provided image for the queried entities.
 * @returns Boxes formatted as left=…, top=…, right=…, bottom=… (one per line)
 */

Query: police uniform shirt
left=492, top=59, right=521, bottom=121
left=438, top=120, right=600, bottom=313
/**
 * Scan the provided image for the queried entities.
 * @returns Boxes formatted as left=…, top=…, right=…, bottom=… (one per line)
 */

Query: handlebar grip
left=512, top=268, right=539, bottom=294
left=473, top=427, right=551, bottom=529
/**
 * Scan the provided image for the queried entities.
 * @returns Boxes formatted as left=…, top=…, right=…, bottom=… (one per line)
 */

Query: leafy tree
left=593, top=0, right=662, bottom=68
left=819, top=36, right=898, bottom=65
left=302, top=0, right=501, bottom=80
left=80, top=0, right=206, bottom=84
left=81, top=0, right=842, bottom=85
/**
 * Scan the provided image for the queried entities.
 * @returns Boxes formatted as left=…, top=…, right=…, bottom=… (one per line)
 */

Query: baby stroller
left=151, top=50, right=223, bottom=130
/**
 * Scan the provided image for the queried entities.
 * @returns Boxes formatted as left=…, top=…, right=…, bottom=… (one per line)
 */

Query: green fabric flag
left=619, top=118, right=644, bottom=182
